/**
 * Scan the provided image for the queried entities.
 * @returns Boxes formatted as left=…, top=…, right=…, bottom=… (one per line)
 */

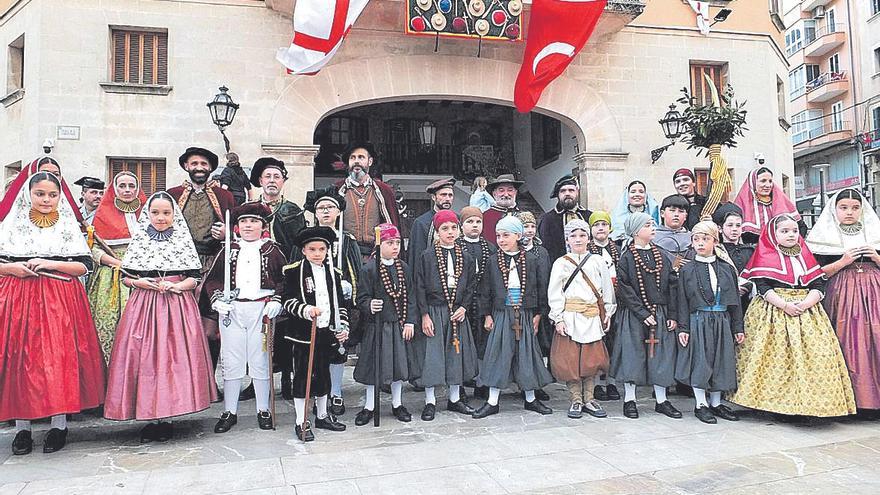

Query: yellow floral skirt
left=87, top=246, right=131, bottom=365
left=729, top=288, right=856, bottom=417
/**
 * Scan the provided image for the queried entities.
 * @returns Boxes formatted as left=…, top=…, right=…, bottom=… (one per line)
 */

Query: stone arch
left=264, top=54, right=622, bottom=154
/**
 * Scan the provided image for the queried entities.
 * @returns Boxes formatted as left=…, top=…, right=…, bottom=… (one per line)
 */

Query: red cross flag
left=276, top=0, right=370, bottom=75
left=514, top=0, right=607, bottom=113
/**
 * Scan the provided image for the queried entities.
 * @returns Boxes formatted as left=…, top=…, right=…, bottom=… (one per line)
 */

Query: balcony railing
left=806, top=71, right=846, bottom=92
left=375, top=143, right=507, bottom=180
left=792, top=120, right=851, bottom=146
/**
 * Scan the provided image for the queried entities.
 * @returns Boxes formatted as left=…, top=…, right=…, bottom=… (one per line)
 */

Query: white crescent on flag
left=276, top=0, right=370, bottom=75
left=532, top=42, right=576, bottom=75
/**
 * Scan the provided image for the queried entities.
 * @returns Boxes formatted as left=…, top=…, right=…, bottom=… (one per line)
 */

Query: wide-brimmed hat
left=178, top=147, right=219, bottom=171
left=486, top=174, right=524, bottom=194
left=250, top=157, right=287, bottom=187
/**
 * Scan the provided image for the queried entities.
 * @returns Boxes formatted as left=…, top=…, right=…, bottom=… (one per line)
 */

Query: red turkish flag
left=514, top=0, right=607, bottom=113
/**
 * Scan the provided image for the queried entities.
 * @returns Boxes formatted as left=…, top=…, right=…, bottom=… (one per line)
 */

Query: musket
left=301, top=316, right=318, bottom=441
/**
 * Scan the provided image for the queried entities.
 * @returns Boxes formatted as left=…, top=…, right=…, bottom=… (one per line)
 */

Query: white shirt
left=235, top=239, right=274, bottom=300
left=310, top=262, right=332, bottom=328
left=440, top=245, right=457, bottom=288
left=503, top=251, right=521, bottom=289
left=592, top=240, right=617, bottom=280
left=695, top=255, right=718, bottom=293
left=547, top=252, right=617, bottom=344
left=463, top=236, right=481, bottom=271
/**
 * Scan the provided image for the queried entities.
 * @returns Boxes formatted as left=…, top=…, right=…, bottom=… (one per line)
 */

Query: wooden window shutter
left=112, top=31, right=126, bottom=83
left=108, top=158, right=167, bottom=196
left=157, top=32, right=168, bottom=85
left=110, top=28, right=168, bottom=85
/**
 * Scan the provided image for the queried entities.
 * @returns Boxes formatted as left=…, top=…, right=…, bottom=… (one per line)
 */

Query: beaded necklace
left=589, top=240, right=619, bottom=265
left=498, top=249, right=527, bottom=340
left=378, top=258, right=408, bottom=328
left=695, top=261, right=717, bottom=305
left=435, top=243, right=464, bottom=353
left=457, top=236, right=491, bottom=282
left=628, top=243, right=663, bottom=316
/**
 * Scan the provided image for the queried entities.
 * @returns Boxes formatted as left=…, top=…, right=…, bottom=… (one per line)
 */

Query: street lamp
left=651, top=104, right=685, bottom=163
left=812, top=163, right=831, bottom=211
left=418, top=120, right=437, bottom=151
left=207, top=86, right=240, bottom=153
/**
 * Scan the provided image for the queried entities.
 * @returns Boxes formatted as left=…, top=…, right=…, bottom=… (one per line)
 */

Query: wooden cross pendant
left=644, top=328, right=659, bottom=358
left=512, top=308, right=522, bottom=341
left=451, top=321, right=461, bottom=354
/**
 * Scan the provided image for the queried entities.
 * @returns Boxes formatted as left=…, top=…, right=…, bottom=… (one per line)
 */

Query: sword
left=220, top=209, right=239, bottom=326
left=327, top=251, right=346, bottom=356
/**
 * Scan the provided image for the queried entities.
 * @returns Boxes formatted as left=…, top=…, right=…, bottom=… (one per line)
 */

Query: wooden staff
left=301, top=316, right=318, bottom=441
left=263, top=315, right=276, bottom=430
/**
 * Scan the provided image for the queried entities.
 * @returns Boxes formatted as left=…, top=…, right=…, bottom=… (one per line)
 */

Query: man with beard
left=538, top=175, right=592, bottom=262
left=335, top=142, right=400, bottom=258
left=407, top=177, right=455, bottom=267
left=218, top=152, right=253, bottom=206
left=250, top=157, right=305, bottom=260
left=168, top=147, right=236, bottom=376
left=673, top=169, right=707, bottom=230
left=481, top=174, right=523, bottom=245
left=73, top=176, right=105, bottom=226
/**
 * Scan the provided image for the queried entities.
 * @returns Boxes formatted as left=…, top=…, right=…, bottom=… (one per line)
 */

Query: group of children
left=3, top=161, right=879, bottom=455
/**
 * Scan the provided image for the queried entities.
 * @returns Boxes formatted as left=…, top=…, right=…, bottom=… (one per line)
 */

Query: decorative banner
left=514, top=0, right=607, bottom=113
left=277, top=0, right=371, bottom=75
left=405, top=0, right=523, bottom=41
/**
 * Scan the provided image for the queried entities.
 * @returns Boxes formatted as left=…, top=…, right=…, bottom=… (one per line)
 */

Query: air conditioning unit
left=813, top=6, right=826, bottom=18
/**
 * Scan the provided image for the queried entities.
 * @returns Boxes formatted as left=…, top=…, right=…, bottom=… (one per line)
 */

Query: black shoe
left=281, top=372, right=293, bottom=400
left=535, top=389, right=550, bottom=401
left=472, top=402, right=499, bottom=419
left=315, top=414, right=346, bottom=432
left=139, top=423, right=157, bottom=443
left=474, top=386, right=489, bottom=400
left=12, top=430, right=32, bottom=455
left=295, top=422, right=314, bottom=442
left=392, top=405, right=412, bottom=422
left=239, top=383, right=256, bottom=401
left=447, top=399, right=475, bottom=415
left=593, top=385, right=609, bottom=401
left=214, top=411, right=238, bottom=433
left=329, top=396, right=345, bottom=416
left=655, top=400, right=683, bottom=419
left=695, top=406, right=717, bottom=424
left=412, top=385, right=425, bottom=392
left=421, top=403, right=436, bottom=421
left=606, top=384, right=621, bottom=401
left=460, top=388, right=470, bottom=403
left=710, top=404, right=740, bottom=422
left=355, top=408, right=374, bottom=426
left=524, top=399, right=553, bottom=415
left=675, top=383, right=695, bottom=398
left=42, top=428, right=68, bottom=453
left=257, top=410, right=274, bottom=430
left=623, top=400, right=639, bottom=419
left=155, top=422, right=173, bottom=442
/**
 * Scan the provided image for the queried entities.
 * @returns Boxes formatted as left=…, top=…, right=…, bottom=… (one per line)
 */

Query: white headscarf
left=0, top=171, right=89, bottom=258
left=806, top=189, right=880, bottom=256
left=122, top=192, right=202, bottom=272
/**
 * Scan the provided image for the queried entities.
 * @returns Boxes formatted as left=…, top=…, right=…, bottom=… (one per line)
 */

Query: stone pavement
left=2, top=372, right=880, bottom=495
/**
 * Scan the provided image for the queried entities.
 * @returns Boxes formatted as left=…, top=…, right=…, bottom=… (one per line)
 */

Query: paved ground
left=2, top=369, right=880, bottom=495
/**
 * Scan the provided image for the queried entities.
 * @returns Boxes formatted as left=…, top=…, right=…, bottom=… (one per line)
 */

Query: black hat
left=486, top=174, right=524, bottom=194
left=304, top=186, right=346, bottom=213
left=550, top=174, right=578, bottom=199
left=660, top=194, right=689, bottom=210
left=343, top=142, right=377, bottom=166
left=711, top=202, right=744, bottom=226
left=250, top=157, right=288, bottom=188
left=294, top=226, right=337, bottom=248
left=232, top=201, right=273, bottom=225
left=73, top=176, right=105, bottom=190
left=178, top=147, right=219, bottom=171
left=426, top=177, right=456, bottom=195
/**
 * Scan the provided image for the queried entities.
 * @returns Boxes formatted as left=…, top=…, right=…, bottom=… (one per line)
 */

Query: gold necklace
left=29, top=208, right=59, bottom=228
left=114, top=197, right=142, bottom=213
left=779, top=244, right=802, bottom=257
left=839, top=222, right=863, bottom=235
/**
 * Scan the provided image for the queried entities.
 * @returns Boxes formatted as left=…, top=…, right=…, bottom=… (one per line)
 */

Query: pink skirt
left=824, top=264, right=880, bottom=409
left=104, top=277, right=216, bottom=421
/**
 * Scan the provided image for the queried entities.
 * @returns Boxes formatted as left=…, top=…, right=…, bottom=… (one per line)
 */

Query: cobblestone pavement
left=2, top=370, right=880, bottom=494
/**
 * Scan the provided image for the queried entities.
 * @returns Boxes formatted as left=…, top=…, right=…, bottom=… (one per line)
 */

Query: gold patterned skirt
left=729, top=288, right=856, bottom=417
left=87, top=246, right=131, bottom=365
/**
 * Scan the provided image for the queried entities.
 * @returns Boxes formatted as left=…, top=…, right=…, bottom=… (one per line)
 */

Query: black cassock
left=354, top=258, right=418, bottom=385
left=457, top=236, right=497, bottom=359
left=281, top=260, right=348, bottom=399
left=609, top=245, right=679, bottom=387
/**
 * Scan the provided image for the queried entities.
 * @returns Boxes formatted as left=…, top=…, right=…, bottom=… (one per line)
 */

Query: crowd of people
left=1, top=143, right=879, bottom=455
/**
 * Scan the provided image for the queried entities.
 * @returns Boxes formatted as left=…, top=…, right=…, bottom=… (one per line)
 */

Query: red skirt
left=0, top=275, right=106, bottom=421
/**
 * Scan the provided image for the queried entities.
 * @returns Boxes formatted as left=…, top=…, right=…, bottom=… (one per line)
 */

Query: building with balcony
left=852, top=0, right=880, bottom=207
left=1, top=0, right=793, bottom=225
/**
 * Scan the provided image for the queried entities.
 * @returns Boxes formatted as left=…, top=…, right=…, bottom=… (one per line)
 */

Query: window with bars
left=108, top=158, right=166, bottom=196
left=689, top=62, right=729, bottom=106
left=110, top=27, right=168, bottom=85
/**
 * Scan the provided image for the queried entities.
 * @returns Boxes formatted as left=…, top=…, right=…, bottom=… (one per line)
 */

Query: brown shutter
left=110, top=28, right=168, bottom=85
left=106, top=158, right=167, bottom=196
left=157, top=32, right=168, bottom=85
left=142, top=33, right=154, bottom=85
left=112, top=31, right=126, bottom=82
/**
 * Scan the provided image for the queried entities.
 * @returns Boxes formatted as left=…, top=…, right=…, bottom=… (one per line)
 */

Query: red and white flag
left=276, top=0, right=370, bottom=75
left=514, top=0, right=606, bottom=113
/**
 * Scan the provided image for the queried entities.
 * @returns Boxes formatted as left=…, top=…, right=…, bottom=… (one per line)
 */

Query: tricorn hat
left=178, top=147, right=219, bottom=171
left=73, top=176, right=105, bottom=190
left=250, top=157, right=287, bottom=188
